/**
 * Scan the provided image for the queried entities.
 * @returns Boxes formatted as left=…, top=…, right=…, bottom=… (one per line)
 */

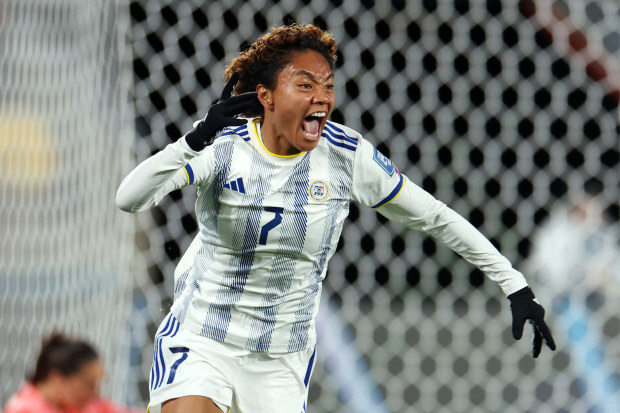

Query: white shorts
left=147, top=313, right=317, bottom=413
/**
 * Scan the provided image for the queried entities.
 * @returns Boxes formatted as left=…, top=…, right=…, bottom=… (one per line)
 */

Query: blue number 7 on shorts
left=167, top=347, right=189, bottom=384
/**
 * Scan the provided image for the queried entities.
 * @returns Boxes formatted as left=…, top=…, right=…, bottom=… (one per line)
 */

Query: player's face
left=58, top=359, right=104, bottom=409
left=258, top=50, right=335, bottom=155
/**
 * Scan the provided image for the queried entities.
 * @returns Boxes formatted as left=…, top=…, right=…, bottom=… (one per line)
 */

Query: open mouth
left=301, top=111, right=327, bottom=139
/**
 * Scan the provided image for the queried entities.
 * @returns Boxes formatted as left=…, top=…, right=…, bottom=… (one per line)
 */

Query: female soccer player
left=116, top=24, right=555, bottom=413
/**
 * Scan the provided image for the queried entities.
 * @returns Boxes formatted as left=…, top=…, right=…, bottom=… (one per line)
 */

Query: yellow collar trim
left=252, top=119, right=305, bottom=159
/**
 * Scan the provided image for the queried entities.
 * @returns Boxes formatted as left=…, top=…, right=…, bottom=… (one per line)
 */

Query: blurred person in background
left=528, top=178, right=619, bottom=293
left=526, top=178, right=620, bottom=411
left=3, top=333, right=140, bottom=413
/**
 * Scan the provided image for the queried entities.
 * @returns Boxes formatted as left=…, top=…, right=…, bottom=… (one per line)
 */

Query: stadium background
left=1, top=0, right=618, bottom=412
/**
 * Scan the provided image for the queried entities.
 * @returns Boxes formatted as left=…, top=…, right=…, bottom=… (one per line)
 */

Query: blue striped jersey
left=116, top=117, right=527, bottom=353
left=171, top=118, right=405, bottom=353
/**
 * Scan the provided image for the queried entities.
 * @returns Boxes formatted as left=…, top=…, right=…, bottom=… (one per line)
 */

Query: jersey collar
left=251, top=119, right=306, bottom=159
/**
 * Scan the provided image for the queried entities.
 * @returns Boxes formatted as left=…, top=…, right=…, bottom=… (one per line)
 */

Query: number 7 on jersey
left=259, top=207, right=284, bottom=245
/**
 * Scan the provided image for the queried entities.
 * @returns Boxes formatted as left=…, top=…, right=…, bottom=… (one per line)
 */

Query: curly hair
left=224, top=24, right=338, bottom=116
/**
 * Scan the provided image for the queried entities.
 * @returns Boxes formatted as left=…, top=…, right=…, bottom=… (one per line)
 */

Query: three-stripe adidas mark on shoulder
left=220, top=124, right=250, bottom=141
left=322, top=122, right=358, bottom=151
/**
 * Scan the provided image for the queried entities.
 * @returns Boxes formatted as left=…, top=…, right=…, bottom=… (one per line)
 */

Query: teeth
left=309, top=112, right=326, bottom=118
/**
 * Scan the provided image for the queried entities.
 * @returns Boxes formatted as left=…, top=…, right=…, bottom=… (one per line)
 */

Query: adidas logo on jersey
left=223, top=177, right=246, bottom=194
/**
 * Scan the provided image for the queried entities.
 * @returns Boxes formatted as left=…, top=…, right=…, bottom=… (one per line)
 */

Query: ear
left=256, top=84, right=273, bottom=111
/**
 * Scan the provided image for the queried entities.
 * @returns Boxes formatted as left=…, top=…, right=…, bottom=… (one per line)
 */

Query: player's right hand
left=184, top=71, right=259, bottom=151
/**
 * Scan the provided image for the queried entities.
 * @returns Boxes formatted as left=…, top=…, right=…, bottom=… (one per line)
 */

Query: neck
left=35, top=381, right=63, bottom=409
left=259, top=118, right=300, bottom=156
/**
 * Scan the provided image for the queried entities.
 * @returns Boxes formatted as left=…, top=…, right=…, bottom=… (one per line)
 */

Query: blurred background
left=1, top=0, right=618, bottom=412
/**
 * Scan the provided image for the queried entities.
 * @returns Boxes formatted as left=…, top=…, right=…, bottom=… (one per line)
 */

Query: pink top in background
left=3, top=383, right=142, bottom=413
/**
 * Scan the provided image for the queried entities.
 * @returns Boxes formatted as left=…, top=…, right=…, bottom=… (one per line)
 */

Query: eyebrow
left=295, top=70, right=334, bottom=82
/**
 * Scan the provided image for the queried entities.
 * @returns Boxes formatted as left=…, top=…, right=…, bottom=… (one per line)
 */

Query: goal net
left=127, top=1, right=619, bottom=411
left=3, top=0, right=617, bottom=412
left=0, top=0, right=135, bottom=407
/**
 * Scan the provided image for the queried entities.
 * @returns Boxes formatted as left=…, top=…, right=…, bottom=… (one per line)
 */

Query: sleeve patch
left=373, top=148, right=395, bottom=176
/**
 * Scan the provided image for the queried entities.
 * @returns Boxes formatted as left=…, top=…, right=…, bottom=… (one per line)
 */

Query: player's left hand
left=507, top=286, right=556, bottom=358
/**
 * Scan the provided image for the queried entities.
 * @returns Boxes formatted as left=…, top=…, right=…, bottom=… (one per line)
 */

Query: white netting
left=0, top=0, right=135, bottom=407
left=4, top=0, right=616, bottom=411
left=126, top=0, right=619, bottom=411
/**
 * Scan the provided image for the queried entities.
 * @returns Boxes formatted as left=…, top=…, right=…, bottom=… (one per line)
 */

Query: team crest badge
left=308, top=180, right=329, bottom=202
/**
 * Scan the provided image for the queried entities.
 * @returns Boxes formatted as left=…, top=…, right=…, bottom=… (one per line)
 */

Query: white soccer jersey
left=116, top=117, right=527, bottom=353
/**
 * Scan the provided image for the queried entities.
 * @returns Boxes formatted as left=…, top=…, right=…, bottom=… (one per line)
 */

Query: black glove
left=184, top=71, right=259, bottom=151
left=508, top=286, right=556, bottom=358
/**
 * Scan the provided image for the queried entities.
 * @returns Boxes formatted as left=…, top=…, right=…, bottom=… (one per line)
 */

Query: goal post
left=0, top=0, right=136, bottom=406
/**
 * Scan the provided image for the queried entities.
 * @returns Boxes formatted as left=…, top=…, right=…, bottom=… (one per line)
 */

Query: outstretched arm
left=377, top=176, right=556, bottom=356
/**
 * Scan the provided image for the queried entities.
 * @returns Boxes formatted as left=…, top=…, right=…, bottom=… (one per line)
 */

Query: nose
left=312, top=87, right=332, bottom=104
